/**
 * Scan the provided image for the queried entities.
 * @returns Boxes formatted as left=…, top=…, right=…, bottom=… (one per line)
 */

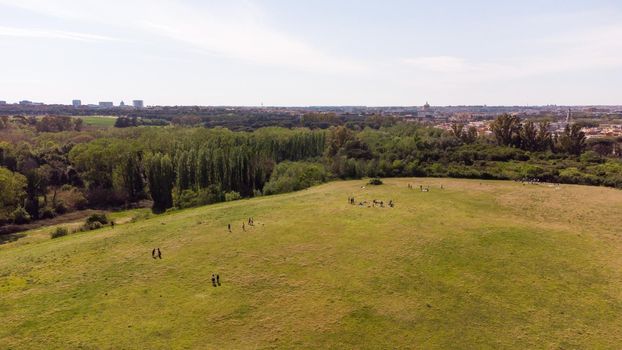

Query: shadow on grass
left=0, top=232, right=26, bottom=245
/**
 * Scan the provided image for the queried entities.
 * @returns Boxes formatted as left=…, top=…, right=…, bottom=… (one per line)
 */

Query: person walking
left=216, top=274, right=220, bottom=285
left=157, top=248, right=162, bottom=259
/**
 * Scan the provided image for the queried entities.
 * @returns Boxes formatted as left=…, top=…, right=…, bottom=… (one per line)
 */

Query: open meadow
left=1, top=178, right=622, bottom=349
left=78, top=116, right=117, bottom=128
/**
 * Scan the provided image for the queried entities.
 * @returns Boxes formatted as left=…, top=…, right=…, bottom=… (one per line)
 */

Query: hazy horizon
left=1, top=0, right=621, bottom=106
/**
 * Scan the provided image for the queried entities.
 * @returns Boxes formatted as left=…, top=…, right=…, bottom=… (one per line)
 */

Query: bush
left=580, top=151, right=603, bottom=164
left=368, top=178, right=383, bottom=185
left=54, top=201, right=68, bottom=215
left=11, top=206, right=31, bottom=224
left=263, top=161, right=328, bottom=195
left=174, top=185, right=225, bottom=209
left=40, top=207, right=56, bottom=219
left=50, top=227, right=69, bottom=239
left=86, top=213, right=109, bottom=225
left=225, top=191, right=241, bottom=202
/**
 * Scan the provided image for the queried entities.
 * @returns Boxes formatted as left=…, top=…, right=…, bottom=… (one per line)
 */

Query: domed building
left=419, top=101, right=433, bottom=118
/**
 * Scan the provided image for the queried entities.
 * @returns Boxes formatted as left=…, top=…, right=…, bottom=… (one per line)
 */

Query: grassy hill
left=1, top=178, right=622, bottom=349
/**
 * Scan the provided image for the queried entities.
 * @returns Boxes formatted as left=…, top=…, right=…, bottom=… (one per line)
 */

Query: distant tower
left=423, top=101, right=431, bottom=112
left=120, top=101, right=125, bottom=107
left=72, top=99, right=81, bottom=108
left=133, top=100, right=144, bottom=109
left=566, top=108, right=571, bottom=124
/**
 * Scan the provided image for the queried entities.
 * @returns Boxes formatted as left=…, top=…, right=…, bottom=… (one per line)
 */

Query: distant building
left=19, top=100, right=33, bottom=105
left=0, top=100, right=6, bottom=105
left=72, top=99, right=81, bottom=107
left=133, top=100, right=144, bottom=109
left=99, top=101, right=114, bottom=108
left=120, top=101, right=125, bottom=107
left=423, top=101, right=431, bottom=112
left=419, top=101, right=433, bottom=118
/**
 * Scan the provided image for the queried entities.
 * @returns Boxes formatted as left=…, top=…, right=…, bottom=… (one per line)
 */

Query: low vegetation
left=368, top=178, right=383, bottom=185
left=49, top=226, right=68, bottom=239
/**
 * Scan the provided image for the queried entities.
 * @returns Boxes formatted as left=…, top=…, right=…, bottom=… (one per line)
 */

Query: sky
left=0, top=0, right=621, bottom=106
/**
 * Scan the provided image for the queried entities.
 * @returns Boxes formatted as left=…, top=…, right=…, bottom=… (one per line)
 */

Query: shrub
left=84, top=221, right=103, bottom=231
left=84, top=213, right=110, bottom=230
left=225, top=191, right=241, bottom=202
left=54, top=201, right=68, bottom=215
left=40, top=207, right=56, bottom=219
left=368, top=178, right=383, bottom=185
left=11, top=206, right=31, bottom=224
left=263, top=161, right=328, bottom=195
left=86, top=213, right=109, bottom=225
left=174, top=185, right=225, bottom=209
left=580, top=151, right=603, bottom=164
left=79, top=213, right=109, bottom=230
left=50, top=227, right=69, bottom=239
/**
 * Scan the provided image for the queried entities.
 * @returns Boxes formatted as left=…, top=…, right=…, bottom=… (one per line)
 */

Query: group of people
left=151, top=248, right=162, bottom=259
left=211, top=273, right=221, bottom=287
left=517, top=177, right=542, bottom=185
left=228, top=217, right=256, bottom=232
left=408, top=184, right=444, bottom=192
left=348, top=197, right=394, bottom=208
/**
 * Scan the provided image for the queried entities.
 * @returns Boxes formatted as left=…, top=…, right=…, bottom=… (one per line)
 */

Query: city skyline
left=1, top=0, right=621, bottom=106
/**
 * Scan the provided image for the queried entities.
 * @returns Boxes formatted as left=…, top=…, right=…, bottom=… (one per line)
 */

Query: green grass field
left=79, top=116, right=117, bottom=127
left=1, top=178, right=622, bottom=349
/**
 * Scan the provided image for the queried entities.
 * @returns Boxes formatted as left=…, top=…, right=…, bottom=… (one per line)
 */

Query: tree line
left=0, top=114, right=621, bottom=227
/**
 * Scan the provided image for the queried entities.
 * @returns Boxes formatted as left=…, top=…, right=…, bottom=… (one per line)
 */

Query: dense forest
left=1, top=114, right=621, bottom=229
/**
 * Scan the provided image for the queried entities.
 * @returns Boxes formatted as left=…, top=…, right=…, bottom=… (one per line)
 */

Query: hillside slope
left=1, top=179, right=622, bottom=349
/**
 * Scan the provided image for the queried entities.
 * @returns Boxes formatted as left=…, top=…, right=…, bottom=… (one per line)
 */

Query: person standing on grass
left=211, top=274, right=216, bottom=287
left=242, top=223, right=246, bottom=232
left=228, top=224, right=231, bottom=232
left=157, top=248, right=162, bottom=259
left=216, top=274, right=220, bottom=285
left=151, top=248, right=156, bottom=259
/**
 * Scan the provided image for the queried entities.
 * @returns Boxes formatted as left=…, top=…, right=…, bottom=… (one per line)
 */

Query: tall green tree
left=520, top=121, right=538, bottom=151
left=490, top=114, right=521, bottom=147
left=0, top=167, right=27, bottom=222
left=146, top=153, right=175, bottom=213
left=536, top=121, right=552, bottom=151
left=557, top=124, right=586, bottom=155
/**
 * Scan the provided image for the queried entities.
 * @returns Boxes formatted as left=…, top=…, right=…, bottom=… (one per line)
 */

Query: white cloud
left=0, top=0, right=366, bottom=73
left=400, top=23, right=622, bottom=86
left=0, top=25, right=117, bottom=42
